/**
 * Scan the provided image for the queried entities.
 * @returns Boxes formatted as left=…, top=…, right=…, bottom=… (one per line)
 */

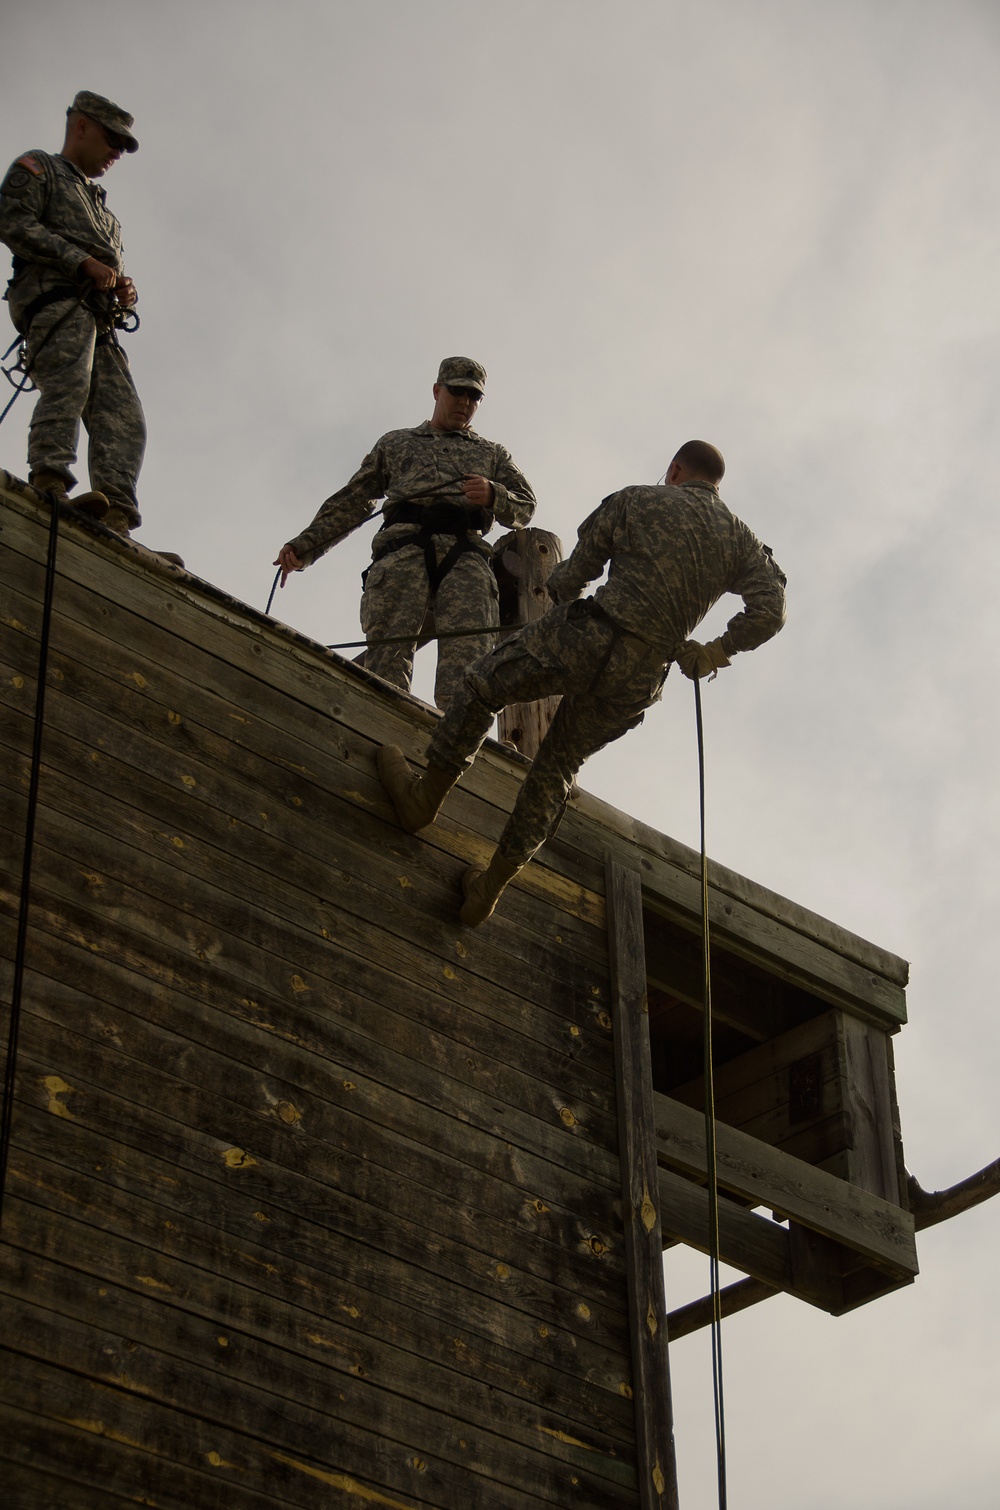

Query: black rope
left=694, top=674, right=728, bottom=1509
left=0, top=493, right=61, bottom=1231
left=264, top=568, right=281, bottom=617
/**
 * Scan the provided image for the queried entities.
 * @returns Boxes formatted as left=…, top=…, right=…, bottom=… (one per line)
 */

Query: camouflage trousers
left=360, top=536, right=499, bottom=709
left=427, top=600, right=669, bottom=867
left=23, top=299, right=146, bottom=525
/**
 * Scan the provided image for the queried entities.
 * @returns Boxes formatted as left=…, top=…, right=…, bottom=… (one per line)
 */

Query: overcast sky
left=3, top=3, right=1000, bottom=1505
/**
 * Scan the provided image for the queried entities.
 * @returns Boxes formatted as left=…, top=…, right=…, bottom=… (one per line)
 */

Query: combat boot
left=104, top=503, right=185, bottom=568
left=377, top=745, right=458, bottom=833
left=30, top=470, right=108, bottom=520
left=459, top=850, right=524, bottom=927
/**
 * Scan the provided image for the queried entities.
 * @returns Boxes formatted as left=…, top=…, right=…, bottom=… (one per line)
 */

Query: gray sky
left=3, top=2, right=1000, bottom=1503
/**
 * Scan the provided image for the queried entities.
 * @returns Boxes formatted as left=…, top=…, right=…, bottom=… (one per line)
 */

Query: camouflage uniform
left=0, top=138, right=145, bottom=524
left=426, top=481, right=787, bottom=866
left=288, top=420, right=536, bottom=708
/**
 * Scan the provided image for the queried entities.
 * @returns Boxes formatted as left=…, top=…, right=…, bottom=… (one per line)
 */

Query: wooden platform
left=0, top=476, right=916, bottom=1509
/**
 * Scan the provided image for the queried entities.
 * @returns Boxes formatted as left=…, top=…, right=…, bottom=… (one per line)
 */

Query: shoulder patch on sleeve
left=16, top=155, right=44, bottom=175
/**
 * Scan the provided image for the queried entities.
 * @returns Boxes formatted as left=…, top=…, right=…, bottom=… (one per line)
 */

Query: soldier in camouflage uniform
left=274, top=357, right=536, bottom=708
left=0, top=92, right=148, bottom=535
left=378, top=440, right=787, bottom=925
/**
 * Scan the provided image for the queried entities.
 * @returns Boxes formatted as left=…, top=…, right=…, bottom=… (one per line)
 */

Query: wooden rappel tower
left=0, top=475, right=992, bottom=1508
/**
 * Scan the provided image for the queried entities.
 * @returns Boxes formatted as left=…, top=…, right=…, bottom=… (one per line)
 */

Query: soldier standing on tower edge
left=274, top=357, right=537, bottom=709
left=0, top=91, right=174, bottom=556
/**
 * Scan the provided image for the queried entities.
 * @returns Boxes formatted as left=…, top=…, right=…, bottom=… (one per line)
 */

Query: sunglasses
left=445, top=385, right=482, bottom=401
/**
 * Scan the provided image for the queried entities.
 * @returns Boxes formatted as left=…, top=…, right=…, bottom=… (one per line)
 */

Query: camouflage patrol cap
left=437, top=356, right=486, bottom=394
left=68, top=91, right=139, bottom=153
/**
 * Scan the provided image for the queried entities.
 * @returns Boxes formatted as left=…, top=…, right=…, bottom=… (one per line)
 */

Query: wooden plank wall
left=0, top=496, right=639, bottom=1510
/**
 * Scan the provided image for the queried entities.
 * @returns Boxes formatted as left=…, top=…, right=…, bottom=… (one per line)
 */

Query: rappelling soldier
left=274, top=357, right=537, bottom=709
left=378, top=440, right=787, bottom=925
left=0, top=91, right=163, bottom=550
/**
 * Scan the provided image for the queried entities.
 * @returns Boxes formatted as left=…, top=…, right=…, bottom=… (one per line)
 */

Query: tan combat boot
left=30, top=469, right=108, bottom=519
left=377, top=745, right=458, bottom=833
left=459, top=850, right=524, bottom=927
left=104, top=503, right=185, bottom=568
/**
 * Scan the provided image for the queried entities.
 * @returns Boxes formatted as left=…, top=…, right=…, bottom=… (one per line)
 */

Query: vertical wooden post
left=492, top=527, right=563, bottom=760
left=606, top=858, right=679, bottom=1510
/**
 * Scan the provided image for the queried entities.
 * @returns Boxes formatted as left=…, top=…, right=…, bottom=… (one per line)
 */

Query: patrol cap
left=437, top=356, right=486, bottom=394
left=68, top=91, right=139, bottom=153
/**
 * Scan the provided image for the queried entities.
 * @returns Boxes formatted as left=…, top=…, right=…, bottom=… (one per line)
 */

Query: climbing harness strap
left=13, top=282, right=81, bottom=336
left=0, top=278, right=137, bottom=430
left=364, top=498, right=495, bottom=594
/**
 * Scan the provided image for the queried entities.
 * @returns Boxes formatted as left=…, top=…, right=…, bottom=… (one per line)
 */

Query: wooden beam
left=666, top=1278, right=778, bottom=1341
left=606, top=860, right=678, bottom=1510
left=653, top=1092, right=917, bottom=1277
left=908, top=1159, right=1000, bottom=1230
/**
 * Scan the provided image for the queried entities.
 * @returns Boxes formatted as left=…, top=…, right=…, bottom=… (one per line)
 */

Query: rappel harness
left=12, top=280, right=139, bottom=343
left=364, top=497, right=495, bottom=593
left=1, top=276, right=139, bottom=427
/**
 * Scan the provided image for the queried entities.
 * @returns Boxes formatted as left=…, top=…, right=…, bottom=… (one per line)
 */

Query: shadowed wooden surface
left=0, top=478, right=921, bottom=1506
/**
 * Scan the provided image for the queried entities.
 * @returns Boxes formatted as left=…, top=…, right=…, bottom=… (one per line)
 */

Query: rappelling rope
left=0, top=492, right=61, bottom=1231
left=694, top=674, right=728, bottom=1509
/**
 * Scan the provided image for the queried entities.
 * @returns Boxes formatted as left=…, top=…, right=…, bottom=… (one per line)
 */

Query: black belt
left=15, top=283, right=80, bottom=336
left=14, top=283, right=118, bottom=338
left=365, top=499, right=495, bottom=593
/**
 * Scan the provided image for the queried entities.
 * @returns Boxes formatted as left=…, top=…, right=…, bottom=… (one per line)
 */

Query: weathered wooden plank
left=0, top=1458, right=154, bottom=1510
left=0, top=654, right=613, bottom=1047
left=0, top=1400, right=306, bottom=1510
left=0, top=785, right=621, bottom=1192
left=3, top=1192, right=636, bottom=1448
left=0, top=1352, right=461, bottom=1510
left=652, top=1092, right=917, bottom=1275
left=665, top=1276, right=778, bottom=1341
left=644, top=910, right=827, bottom=1048
left=12, top=1021, right=629, bottom=1332
left=658, top=1164, right=858, bottom=1313
left=0, top=873, right=614, bottom=1177
left=606, top=861, right=678, bottom=1510
left=0, top=1266, right=637, bottom=1507
left=1, top=505, right=608, bottom=944
left=669, top=1010, right=849, bottom=1135
left=2, top=492, right=909, bottom=1013
left=840, top=1015, right=901, bottom=1203
left=0, top=607, right=611, bottom=994
left=643, top=881, right=905, bottom=1029
left=12, top=982, right=625, bottom=1291
left=12, top=919, right=618, bottom=1190
left=9, top=1091, right=630, bottom=1393
left=7, top=1142, right=633, bottom=1424
left=0, top=820, right=615, bottom=1143
left=0, top=820, right=611, bottom=1132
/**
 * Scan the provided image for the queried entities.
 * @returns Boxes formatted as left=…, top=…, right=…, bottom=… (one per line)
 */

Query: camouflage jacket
left=0, top=149, right=124, bottom=320
left=289, top=422, right=537, bottom=565
left=546, top=482, right=786, bottom=661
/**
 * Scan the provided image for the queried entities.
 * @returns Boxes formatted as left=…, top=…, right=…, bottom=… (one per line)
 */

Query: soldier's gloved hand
left=675, top=638, right=731, bottom=680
